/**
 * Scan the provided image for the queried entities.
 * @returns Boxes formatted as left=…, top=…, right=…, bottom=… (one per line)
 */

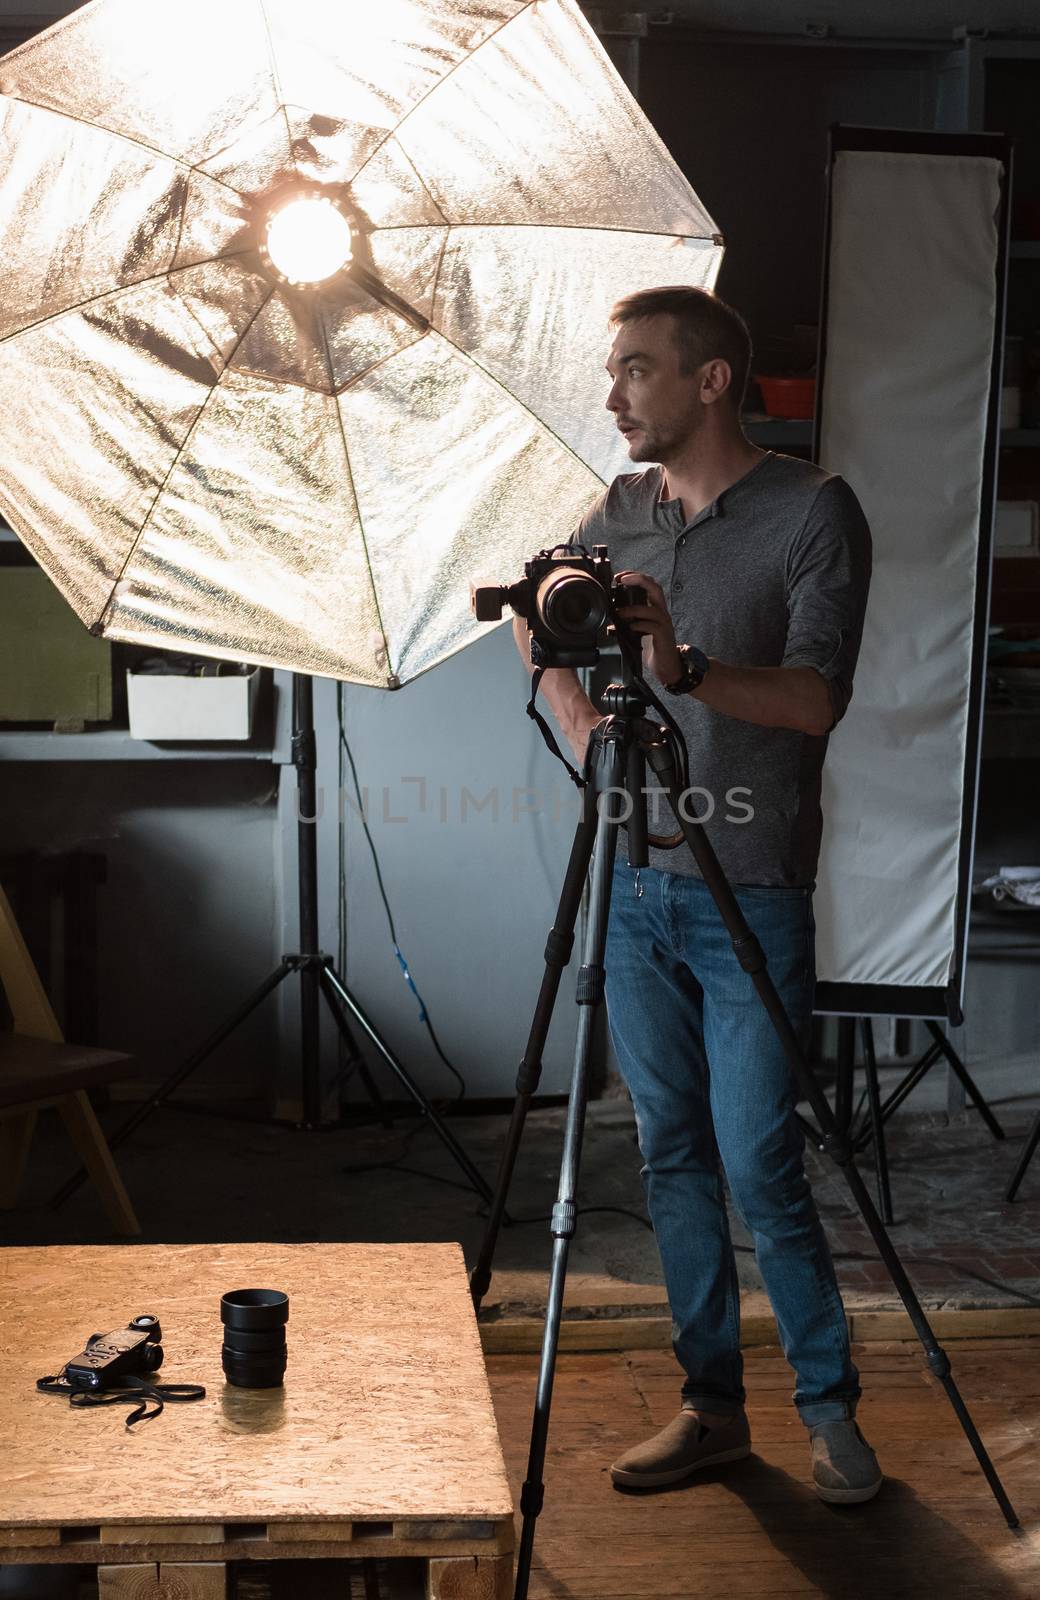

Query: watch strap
left=663, top=644, right=708, bottom=695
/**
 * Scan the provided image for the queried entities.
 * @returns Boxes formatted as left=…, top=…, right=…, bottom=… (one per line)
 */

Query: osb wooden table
left=0, top=1242, right=514, bottom=1598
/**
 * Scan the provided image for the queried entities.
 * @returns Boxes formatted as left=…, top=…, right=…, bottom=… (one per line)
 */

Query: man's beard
left=625, top=407, right=703, bottom=464
left=626, top=428, right=660, bottom=463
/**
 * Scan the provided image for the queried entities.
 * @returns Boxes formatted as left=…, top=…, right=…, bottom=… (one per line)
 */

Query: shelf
left=0, top=728, right=276, bottom=762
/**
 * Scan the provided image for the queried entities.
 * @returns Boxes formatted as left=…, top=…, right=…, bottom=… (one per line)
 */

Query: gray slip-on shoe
left=610, top=1409, right=751, bottom=1489
left=810, top=1419, right=883, bottom=1504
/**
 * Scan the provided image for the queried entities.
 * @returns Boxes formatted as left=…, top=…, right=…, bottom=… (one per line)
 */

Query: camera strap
left=526, top=669, right=587, bottom=789
left=36, top=1373, right=206, bottom=1429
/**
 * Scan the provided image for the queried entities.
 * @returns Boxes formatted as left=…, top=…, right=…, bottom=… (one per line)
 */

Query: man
left=514, top=285, right=877, bottom=1503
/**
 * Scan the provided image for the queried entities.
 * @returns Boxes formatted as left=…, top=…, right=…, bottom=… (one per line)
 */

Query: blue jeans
left=604, top=859, right=860, bottom=1427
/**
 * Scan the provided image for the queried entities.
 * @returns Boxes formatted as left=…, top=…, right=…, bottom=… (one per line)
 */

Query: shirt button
left=673, top=580, right=684, bottom=592
left=677, top=535, right=687, bottom=548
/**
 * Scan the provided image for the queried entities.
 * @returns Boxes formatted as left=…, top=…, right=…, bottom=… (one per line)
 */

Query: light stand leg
left=925, top=1021, right=1006, bottom=1140
left=854, top=1037, right=942, bottom=1151
left=855, top=1022, right=1004, bottom=1152
left=514, top=745, right=623, bottom=1600
left=860, top=1018, right=893, bottom=1224
left=318, top=975, right=393, bottom=1128
left=644, top=736, right=1019, bottom=1529
left=49, top=960, right=295, bottom=1210
left=320, top=964, right=496, bottom=1208
left=835, top=1017, right=856, bottom=1130
left=1006, top=1109, right=1040, bottom=1202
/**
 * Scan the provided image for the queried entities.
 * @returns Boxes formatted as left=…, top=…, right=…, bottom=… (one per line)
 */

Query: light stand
left=470, top=652, right=1019, bottom=1600
left=830, top=1019, right=1006, bottom=1224
left=792, top=1017, right=1005, bottom=1229
left=50, top=672, right=494, bottom=1212
left=1006, top=1111, right=1040, bottom=1202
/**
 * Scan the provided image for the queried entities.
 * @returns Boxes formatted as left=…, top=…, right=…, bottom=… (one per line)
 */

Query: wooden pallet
left=0, top=1242, right=515, bottom=1599
left=0, top=1517, right=513, bottom=1597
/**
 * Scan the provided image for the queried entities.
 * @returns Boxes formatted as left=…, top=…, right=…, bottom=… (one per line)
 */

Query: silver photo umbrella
left=0, top=0, right=721, bottom=684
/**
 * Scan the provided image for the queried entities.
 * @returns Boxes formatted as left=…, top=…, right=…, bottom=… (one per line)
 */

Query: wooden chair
left=0, top=882, right=140, bottom=1234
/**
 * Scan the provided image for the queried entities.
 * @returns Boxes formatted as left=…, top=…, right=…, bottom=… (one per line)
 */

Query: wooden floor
left=486, top=1337, right=1040, bottom=1600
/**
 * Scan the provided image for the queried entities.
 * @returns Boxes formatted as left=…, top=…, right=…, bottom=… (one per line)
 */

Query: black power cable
left=335, top=685, right=466, bottom=1108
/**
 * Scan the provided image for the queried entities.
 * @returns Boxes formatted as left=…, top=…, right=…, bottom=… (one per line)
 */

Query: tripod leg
left=643, top=737, right=1019, bottom=1529
left=319, top=966, right=394, bottom=1129
left=470, top=777, right=600, bottom=1309
left=925, top=1021, right=1005, bottom=1140
left=1006, top=1109, right=1040, bottom=1202
left=49, top=961, right=295, bottom=1210
left=860, top=1018, right=893, bottom=1224
left=319, top=965, right=495, bottom=1207
left=515, top=772, right=622, bottom=1600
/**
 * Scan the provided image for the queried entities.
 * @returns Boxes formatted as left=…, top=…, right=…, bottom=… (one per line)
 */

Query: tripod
left=51, top=673, right=494, bottom=1212
left=470, top=653, right=1018, bottom=1600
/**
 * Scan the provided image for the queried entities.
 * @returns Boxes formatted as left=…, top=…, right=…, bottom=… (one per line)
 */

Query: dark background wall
left=637, top=40, right=941, bottom=363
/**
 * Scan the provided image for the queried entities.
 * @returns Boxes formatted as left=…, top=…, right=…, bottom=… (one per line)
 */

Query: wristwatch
left=663, top=644, right=710, bottom=696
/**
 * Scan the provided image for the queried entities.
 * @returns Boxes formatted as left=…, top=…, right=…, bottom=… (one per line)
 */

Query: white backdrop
left=814, top=143, right=1004, bottom=1006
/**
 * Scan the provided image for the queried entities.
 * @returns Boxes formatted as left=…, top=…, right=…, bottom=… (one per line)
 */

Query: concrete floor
left=5, top=1049, right=1040, bottom=1322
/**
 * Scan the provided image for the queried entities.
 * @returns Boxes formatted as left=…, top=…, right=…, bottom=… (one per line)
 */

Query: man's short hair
left=609, top=286, right=752, bottom=410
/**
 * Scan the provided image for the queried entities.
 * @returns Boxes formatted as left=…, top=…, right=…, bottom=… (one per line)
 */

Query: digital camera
left=470, top=544, right=646, bottom=669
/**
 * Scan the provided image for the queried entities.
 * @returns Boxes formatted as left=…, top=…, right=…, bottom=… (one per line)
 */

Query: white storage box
left=126, top=667, right=260, bottom=741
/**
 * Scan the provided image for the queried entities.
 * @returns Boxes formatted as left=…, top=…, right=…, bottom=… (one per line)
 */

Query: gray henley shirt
left=577, top=450, right=872, bottom=887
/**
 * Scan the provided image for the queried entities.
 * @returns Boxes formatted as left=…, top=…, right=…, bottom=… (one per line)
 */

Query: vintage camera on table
left=471, top=544, right=646, bottom=669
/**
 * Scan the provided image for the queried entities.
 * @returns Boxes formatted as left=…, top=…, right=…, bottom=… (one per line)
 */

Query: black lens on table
left=220, top=1289, right=288, bottom=1388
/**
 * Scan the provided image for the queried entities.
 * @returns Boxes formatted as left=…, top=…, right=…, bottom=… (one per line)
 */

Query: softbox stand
left=50, top=673, right=494, bottom=1212
left=850, top=1021, right=1005, bottom=1147
left=1006, top=1111, right=1040, bottom=1203
left=799, top=1017, right=1006, bottom=1226
left=470, top=658, right=1018, bottom=1600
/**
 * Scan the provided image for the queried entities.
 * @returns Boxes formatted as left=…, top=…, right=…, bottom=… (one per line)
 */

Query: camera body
left=63, top=1314, right=164, bottom=1392
left=471, top=544, right=646, bottom=669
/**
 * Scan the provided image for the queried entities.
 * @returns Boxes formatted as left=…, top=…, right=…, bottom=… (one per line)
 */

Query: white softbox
left=813, top=127, right=1012, bottom=1022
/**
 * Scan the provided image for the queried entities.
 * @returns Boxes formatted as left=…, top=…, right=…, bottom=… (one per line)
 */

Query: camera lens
left=221, top=1326, right=287, bottom=1354
left=537, top=570, right=608, bottom=644
left=221, top=1345, right=287, bottom=1389
left=220, top=1289, right=289, bottom=1389
left=220, top=1289, right=289, bottom=1331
